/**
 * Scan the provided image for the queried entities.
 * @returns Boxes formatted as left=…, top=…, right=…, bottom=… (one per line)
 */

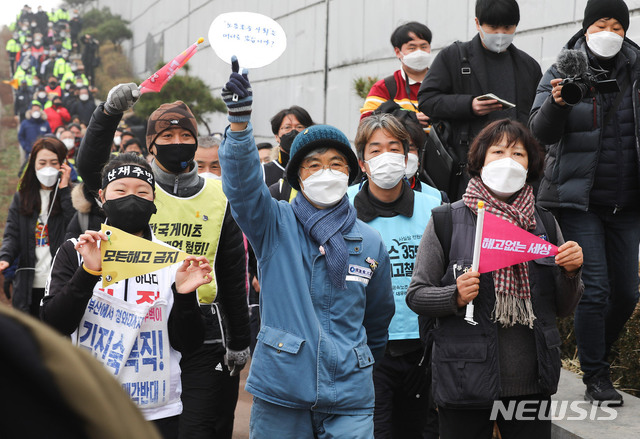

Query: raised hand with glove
left=225, top=346, right=251, bottom=377
left=222, top=56, right=252, bottom=130
left=104, top=82, right=140, bottom=115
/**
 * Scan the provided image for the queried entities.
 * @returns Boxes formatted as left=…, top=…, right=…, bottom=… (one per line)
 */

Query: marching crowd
left=1, top=0, right=639, bottom=438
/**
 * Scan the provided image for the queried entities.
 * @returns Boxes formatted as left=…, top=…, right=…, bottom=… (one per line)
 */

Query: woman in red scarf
left=407, top=119, right=584, bottom=439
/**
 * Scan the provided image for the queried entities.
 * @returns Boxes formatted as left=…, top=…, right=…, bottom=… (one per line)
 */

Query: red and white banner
left=478, top=211, right=558, bottom=273
left=139, top=38, right=204, bottom=95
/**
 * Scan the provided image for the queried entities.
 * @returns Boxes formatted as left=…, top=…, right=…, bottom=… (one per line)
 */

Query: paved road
left=232, top=361, right=252, bottom=439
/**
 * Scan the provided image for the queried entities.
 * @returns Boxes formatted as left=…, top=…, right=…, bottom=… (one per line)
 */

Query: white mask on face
left=79, top=93, right=89, bottom=101
left=301, top=169, right=349, bottom=208
left=37, top=91, right=46, bottom=99
left=200, top=172, right=221, bottom=180
left=405, top=153, right=419, bottom=178
left=62, top=138, right=75, bottom=150
left=365, top=152, right=407, bottom=189
left=479, top=27, right=515, bottom=53
left=587, top=30, right=624, bottom=59
left=113, top=136, right=121, bottom=146
left=481, top=157, right=527, bottom=198
left=401, top=50, right=433, bottom=71
left=36, top=166, right=59, bottom=187
left=31, top=110, right=41, bottom=119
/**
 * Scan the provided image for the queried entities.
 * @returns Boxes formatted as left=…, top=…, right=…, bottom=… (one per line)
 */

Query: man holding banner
left=219, top=58, right=394, bottom=438
left=42, top=153, right=210, bottom=437
left=407, top=120, right=583, bottom=439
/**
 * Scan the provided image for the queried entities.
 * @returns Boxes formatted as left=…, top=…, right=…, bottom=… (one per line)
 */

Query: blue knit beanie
left=286, top=125, right=358, bottom=191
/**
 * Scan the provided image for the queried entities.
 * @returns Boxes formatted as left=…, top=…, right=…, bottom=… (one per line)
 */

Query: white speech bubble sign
left=209, top=12, right=287, bottom=69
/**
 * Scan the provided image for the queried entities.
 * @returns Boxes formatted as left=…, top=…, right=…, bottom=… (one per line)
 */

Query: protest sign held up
left=209, top=12, right=287, bottom=68
left=100, top=224, right=188, bottom=287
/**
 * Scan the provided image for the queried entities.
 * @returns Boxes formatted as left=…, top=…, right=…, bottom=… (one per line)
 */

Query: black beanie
left=582, top=0, right=629, bottom=33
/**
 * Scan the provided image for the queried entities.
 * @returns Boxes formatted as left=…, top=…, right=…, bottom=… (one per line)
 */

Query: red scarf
left=463, top=177, right=537, bottom=328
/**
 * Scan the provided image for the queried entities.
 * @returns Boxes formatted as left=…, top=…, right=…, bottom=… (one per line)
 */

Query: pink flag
left=138, top=38, right=204, bottom=95
left=477, top=211, right=558, bottom=273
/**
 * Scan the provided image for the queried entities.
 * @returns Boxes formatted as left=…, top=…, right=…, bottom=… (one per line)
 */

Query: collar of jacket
left=354, top=180, right=414, bottom=222
left=151, top=158, right=200, bottom=195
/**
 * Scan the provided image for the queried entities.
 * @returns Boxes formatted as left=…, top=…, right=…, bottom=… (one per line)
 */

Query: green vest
left=6, top=39, right=20, bottom=54
left=13, top=66, right=36, bottom=85
left=53, top=58, right=70, bottom=79
left=150, top=179, right=227, bottom=303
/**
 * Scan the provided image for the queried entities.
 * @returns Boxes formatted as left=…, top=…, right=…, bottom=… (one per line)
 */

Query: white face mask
left=481, top=157, right=527, bottom=198
left=79, top=94, right=89, bottom=101
left=31, top=110, right=41, bottom=119
left=401, top=50, right=433, bottom=71
left=301, top=169, right=349, bottom=208
left=365, top=152, right=407, bottom=189
left=405, top=153, right=419, bottom=178
left=113, top=136, right=121, bottom=146
left=587, top=30, right=624, bottom=59
left=62, top=138, right=75, bottom=150
left=479, top=27, right=515, bottom=53
left=200, top=172, right=221, bottom=180
left=36, top=166, right=59, bottom=187
left=37, top=91, right=46, bottom=99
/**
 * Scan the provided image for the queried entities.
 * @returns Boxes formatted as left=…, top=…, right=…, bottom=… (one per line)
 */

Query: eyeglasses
left=300, top=163, right=349, bottom=175
left=279, top=125, right=305, bottom=133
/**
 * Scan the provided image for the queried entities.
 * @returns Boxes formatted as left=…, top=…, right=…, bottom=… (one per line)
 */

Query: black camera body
left=560, top=74, right=619, bottom=106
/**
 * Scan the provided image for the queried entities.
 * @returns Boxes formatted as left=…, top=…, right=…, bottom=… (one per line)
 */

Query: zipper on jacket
left=592, top=97, right=597, bottom=129
left=173, top=175, right=179, bottom=194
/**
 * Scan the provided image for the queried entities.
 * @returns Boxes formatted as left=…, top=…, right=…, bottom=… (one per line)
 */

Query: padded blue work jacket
left=219, top=124, right=394, bottom=414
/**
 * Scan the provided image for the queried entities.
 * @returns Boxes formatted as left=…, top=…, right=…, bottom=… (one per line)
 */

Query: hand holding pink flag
left=139, top=38, right=205, bottom=95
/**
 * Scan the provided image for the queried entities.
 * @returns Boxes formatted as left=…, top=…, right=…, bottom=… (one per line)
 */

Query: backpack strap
left=384, top=74, right=398, bottom=100
left=454, top=41, right=472, bottom=150
left=535, top=206, right=558, bottom=246
left=431, top=203, right=453, bottom=266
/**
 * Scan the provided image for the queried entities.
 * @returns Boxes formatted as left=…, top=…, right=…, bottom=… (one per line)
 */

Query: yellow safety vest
left=150, top=178, right=227, bottom=304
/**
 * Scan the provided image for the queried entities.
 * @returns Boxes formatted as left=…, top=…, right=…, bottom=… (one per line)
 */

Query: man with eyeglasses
left=219, top=58, right=394, bottom=438
left=262, top=106, right=315, bottom=188
left=350, top=113, right=441, bottom=438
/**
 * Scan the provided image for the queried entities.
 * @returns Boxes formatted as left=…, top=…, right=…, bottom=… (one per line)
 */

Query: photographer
left=529, top=0, right=639, bottom=407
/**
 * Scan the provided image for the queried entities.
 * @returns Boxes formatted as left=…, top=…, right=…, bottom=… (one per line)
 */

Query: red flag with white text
left=139, top=38, right=204, bottom=94
left=478, top=211, right=558, bottom=274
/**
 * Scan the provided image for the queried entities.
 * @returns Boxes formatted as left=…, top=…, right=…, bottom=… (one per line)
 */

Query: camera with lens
left=560, top=73, right=619, bottom=106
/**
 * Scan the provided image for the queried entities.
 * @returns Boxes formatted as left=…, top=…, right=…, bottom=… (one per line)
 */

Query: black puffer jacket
left=529, top=31, right=640, bottom=211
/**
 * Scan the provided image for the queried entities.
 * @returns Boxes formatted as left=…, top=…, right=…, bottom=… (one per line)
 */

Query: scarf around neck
left=291, top=194, right=356, bottom=289
left=463, top=177, right=537, bottom=328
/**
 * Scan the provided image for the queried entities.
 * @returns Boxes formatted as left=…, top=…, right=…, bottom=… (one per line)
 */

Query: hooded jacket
left=18, top=109, right=51, bottom=154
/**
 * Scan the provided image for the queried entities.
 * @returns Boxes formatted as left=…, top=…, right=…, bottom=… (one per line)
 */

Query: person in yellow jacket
left=6, top=32, right=21, bottom=75
left=13, top=60, right=37, bottom=86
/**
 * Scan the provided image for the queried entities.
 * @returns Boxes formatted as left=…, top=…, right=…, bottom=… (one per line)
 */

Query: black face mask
left=279, top=130, right=299, bottom=154
left=153, top=143, right=197, bottom=173
left=103, top=194, right=157, bottom=234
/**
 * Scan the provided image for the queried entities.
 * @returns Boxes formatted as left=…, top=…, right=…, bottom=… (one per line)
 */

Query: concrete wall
left=86, top=0, right=640, bottom=143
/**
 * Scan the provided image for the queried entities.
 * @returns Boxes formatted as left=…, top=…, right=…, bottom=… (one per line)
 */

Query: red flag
left=478, top=211, right=558, bottom=273
left=138, top=38, right=204, bottom=95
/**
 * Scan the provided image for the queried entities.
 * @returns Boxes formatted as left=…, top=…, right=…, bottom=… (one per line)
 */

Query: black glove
left=221, top=56, right=252, bottom=123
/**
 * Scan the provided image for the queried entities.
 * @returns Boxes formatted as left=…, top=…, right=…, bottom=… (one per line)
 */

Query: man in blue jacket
left=219, top=58, right=395, bottom=438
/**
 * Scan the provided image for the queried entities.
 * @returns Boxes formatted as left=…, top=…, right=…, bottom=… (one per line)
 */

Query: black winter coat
left=0, top=188, right=74, bottom=311
left=529, top=32, right=640, bottom=211
left=418, top=35, right=541, bottom=199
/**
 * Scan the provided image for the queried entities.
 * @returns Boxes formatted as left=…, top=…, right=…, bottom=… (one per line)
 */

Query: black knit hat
left=286, top=125, right=358, bottom=191
left=582, top=0, right=629, bottom=33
